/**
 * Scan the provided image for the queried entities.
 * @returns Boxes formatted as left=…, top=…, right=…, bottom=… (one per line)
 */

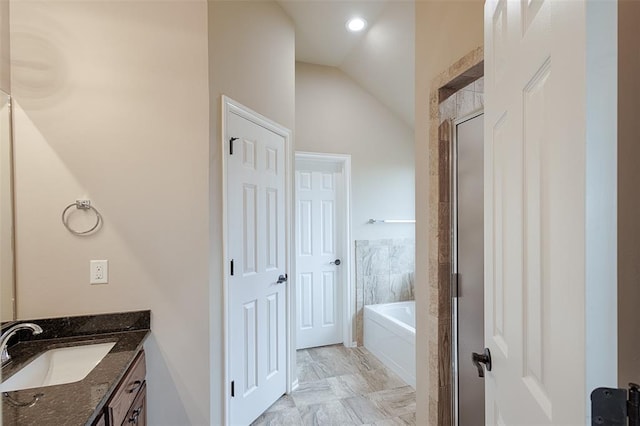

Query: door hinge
left=229, top=137, right=238, bottom=155
left=231, top=380, right=235, bottom=397
left=230, top=259, right=234, bottom=276
left=591, top=383, right=640, bottom=426
left=452, top=272, right=459, bottom=298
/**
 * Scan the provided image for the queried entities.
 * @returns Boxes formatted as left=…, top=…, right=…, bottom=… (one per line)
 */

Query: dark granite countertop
left=1, top=310, right=150, bottom=426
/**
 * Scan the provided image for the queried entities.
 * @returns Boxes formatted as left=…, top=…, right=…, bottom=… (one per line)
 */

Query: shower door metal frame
left=450, top=109, right=484, bottom=426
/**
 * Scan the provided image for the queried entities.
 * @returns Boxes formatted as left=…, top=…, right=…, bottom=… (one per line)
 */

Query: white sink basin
left=0, top=342, right=116, bottom=392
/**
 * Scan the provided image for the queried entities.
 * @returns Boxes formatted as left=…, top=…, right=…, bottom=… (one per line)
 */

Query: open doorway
left=248, top=2, right=416, bottom=424
left=294, top=152, right=353, bottom=350
left=251, top=62, right=417, bottom=422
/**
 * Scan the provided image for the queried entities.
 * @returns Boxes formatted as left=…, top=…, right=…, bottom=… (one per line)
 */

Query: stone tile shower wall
left=431, top=79, right=484, bottom=417
left=355, top=238, right=415, bottom=345
left=427, top=51, right=483, bottom=425
left=440, top=77, right=484, bottom=123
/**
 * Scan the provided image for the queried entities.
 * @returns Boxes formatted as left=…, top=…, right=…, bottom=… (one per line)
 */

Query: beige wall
left=0, top=0, right=9, bottom=93
left=340, top=1, right=415, bottom=127
left=414, top=1, right=483, bottom=423
left=295, top=62, right=415, bottom=242
left=618, top=0, right=640, bottom=387
left=9, top=0, right=295, bottom=423
left=0, top=95, right=13, bottom=322
left=208, top=1, right=295, bottom=423
left=11, top=2, right=210, bottom=424
left=0, top=0, right=11, bottom=325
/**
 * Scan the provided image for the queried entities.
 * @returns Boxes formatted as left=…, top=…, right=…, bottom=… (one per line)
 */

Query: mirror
left=0, top=90, right=15, bottom=320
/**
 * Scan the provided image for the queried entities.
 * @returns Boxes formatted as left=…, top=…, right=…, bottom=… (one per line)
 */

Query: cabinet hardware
left=128, top=380, right=142, bottom=394
left=128, top=407, right=142, bottom=424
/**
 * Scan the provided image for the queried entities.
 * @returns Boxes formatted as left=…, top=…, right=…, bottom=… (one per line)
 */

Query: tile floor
left=251, top=345, right=416, bottom=426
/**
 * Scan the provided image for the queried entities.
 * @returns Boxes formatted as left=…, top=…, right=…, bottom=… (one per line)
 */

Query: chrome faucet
left=0, top=323, right=43, bottom=365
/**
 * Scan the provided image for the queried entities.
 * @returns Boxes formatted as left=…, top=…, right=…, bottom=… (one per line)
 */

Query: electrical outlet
left=90, top=260, right=108, bottom=284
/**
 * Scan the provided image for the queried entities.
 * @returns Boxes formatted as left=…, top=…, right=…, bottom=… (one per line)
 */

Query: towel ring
left=61, top=200, right=103, bottom=236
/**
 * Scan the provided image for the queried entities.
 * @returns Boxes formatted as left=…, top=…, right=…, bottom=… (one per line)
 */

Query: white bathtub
left=363, top=301, right=416, bottom=388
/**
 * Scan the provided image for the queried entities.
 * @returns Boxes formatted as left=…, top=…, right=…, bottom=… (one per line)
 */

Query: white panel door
left=484, top=0, right=615, bottom=424
left=227, top=109, right=287, bottom=426
left=296, top=168, right=342, bottom=349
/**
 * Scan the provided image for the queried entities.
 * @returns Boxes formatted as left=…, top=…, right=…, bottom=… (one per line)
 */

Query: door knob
left=330, top=259, right=341, bottom=266
left=471, top=348, right=492, bottom=378
left=276, top=274, right=288, bottom=284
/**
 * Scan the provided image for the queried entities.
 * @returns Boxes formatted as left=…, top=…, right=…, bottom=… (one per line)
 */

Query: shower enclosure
left=451, top=111, right=485, bottom=425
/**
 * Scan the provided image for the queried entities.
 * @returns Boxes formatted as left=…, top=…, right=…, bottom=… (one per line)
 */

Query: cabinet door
left=93, top=412, right=107, bottom=426
left=123, top=382, right=146, bottom=426
left=107, top=350, right=146, bottom=425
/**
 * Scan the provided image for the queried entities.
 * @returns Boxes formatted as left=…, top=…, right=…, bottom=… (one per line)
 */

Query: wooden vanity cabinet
left=93, top=349, right=147, bottom=426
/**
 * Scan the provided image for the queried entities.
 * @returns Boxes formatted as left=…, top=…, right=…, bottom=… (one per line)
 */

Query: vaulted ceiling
left=278, top=1, right=415, bottom=128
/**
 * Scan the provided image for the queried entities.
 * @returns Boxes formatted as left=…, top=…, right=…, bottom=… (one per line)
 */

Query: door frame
left=423, top=48, right=484, bottom=424
left=450, top=109, right=484, bottom=426
left=294, top=151, right=354, bottom=348
left=221, top=95, right=294, bottom=425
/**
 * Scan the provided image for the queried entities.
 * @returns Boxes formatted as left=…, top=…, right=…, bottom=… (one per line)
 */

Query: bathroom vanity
left=0, top=310, right=150, bottom=425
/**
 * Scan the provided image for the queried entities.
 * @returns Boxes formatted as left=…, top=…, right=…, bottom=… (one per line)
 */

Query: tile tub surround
left=1, top=310, right=150, bottom=426
left=355, top=239, right=415, bottom=346
left=252, top=345, right=416, bottom=426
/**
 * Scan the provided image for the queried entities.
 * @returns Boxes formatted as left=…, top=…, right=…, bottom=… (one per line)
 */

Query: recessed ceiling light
left=346, top=17, right=367, bottom=32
